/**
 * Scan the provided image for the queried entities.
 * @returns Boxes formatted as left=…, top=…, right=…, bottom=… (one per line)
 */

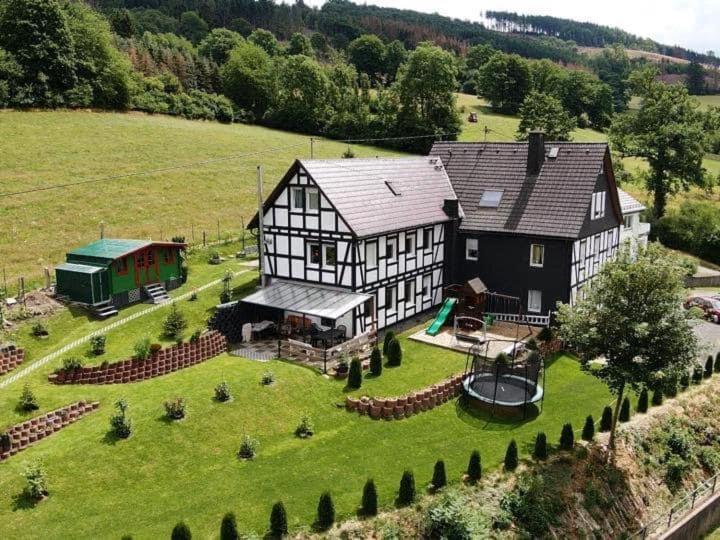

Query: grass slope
left=0, top=110, right=401, bottom=283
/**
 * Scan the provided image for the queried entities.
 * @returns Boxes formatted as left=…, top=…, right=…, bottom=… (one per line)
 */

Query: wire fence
left=631, top=472, right=720, bottom=538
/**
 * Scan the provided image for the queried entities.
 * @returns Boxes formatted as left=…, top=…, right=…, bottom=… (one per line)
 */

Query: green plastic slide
left=426, top=297, right=457, bottom=336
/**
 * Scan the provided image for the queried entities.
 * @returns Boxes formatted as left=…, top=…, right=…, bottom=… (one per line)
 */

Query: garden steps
left=143, top=283, right=170, bottom=304
left=92, top=301, right=118, bottom=319
left=345, top=374, right=465, bottom=420
left=0, top=400, right=100, bottom=461
left=48, top=331, right=227, bottom=385
left=0, top=345, right=25, bottom=376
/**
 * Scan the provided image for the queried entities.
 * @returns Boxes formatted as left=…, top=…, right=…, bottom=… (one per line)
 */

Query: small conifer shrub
left=361, top=479, right=378, bottom=516
left=19, top=384, right=39, bottom=412
left=431, top=460, right=447, bottom=491
left=316, top=492, right=335, bottom=530
left=214, top=381, right=232, bottom=402
left=348, top=357, right=363, bottom=389
left=504, top=440, right=518, bottom=471
left=220, top=512, right=239, bottom=540
left=705, top=355, right=714, bottom=378
left=651, top=388, right=663, bottom=406
left=386, top=338, right=402, bottom=367
left=692, top=365, right=703, bottom=384
left=533, top=432, right=548, bottom=459
left=582, top=415, right=595, bottom=441
left=637, top=388, right=648, bottom=413
left=164, top=397, right=186, bottom=420
left=261, top=371, right=275, bottom=385
left=619, top=397, right=631, bottom=422
left=560, top=423, right=574, bottom=450
left=467, top=450, right=482, bottom=482
left=383, top=331, right=395, bottom=355
left=23, top=460, right=48, bottom=500
left=295, top=415, right=314, bottom=438
left=665, top=375, right=679, bottom=398
left=171, top=522, right=191, bottom=540
left=599, top=406, right=613, bottom=432
left=269, top=502, right=288, bottom=537
left=680, top=371, right=690, bottom=390
left=398, top=470, right=416, bottom=506
left=163, top=302, right=188, bottom=341
left=715, top=352, right=720, bottom=373
left=89, top=334, right=106, bottom=355
left=110, top=399, right=132, bottom=439
left=237, top=434, right=259, bottom=459
left=369, top=347, right=382, bottom=376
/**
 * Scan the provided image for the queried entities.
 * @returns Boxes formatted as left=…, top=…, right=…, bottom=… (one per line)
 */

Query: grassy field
left=0, top=270, right=615, bottom=539
left=0, top=110, right=402, bottom=283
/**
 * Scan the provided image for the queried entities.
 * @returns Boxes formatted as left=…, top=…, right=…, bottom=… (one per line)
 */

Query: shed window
left=530, top=244, right=544, bottom=267
left=115, top=257, right=128, bottom=275
left=466, top=238, right=479, bottom=261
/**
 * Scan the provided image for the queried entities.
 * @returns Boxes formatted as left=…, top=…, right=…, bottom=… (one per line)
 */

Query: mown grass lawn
left=0, top=314, right=614, bottom=540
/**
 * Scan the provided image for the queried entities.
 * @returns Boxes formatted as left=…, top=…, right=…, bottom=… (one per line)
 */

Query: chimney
left=442, top=198, right=459, bottom=219
left=526, top=130, right=545, bottom=176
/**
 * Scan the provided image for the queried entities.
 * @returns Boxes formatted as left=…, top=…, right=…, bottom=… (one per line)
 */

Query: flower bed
left=0, top=400, right=99, bottom=461
left=345, top=374, right=464, bottom=420
left=0, top=345, right=25, bottom=376
left=48, top=331, right=227, bottom=385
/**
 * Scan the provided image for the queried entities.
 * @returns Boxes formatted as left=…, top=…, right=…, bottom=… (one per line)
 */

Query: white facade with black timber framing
left=249, top=157, right=462, bottom=332
left=570, top=226, right=620, bottom=304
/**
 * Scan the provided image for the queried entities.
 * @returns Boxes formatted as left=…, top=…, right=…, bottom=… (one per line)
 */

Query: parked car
left=684, top=296, right=720, bottom=323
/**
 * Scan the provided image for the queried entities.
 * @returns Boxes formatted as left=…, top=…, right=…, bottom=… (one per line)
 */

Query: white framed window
left=465, top=238, right=479, bottom=260
left=366, top=242, right=377, bottom=269
left=405, top=233, right=416, bottom=255
left=307, top=242, right=321, bottom=266
left=404, top=279, right=416, bottom=306
left=530, top=244, right=544, bottom=267
left=422, top=274, right=432, bottom=299
left=387, top=237, right=397, bottom=262
left=423, top=228, right=432, bottom=249
left=591, top=191, right=606, bottom=220
left=306, top=188, right=319, bottom=212
left=528, top=290, right=542, bottom=313
left=323, top=244, right=336, bottom=267
left=385, top=285, right=397, bottom=313
left=292, top=187, right=305, bottom=210
left=578, top=239, right=587, bottom=269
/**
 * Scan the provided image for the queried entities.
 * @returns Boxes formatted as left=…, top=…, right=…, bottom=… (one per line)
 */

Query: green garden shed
left=55, top=239, right=186, bottom=316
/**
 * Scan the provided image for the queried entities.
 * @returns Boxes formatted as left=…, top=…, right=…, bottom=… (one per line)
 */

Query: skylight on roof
left=479, top=190, right=503, bottom=208
left=385, top=180, right=401, bottom=196
left=548, top=147, right=559, bottom=159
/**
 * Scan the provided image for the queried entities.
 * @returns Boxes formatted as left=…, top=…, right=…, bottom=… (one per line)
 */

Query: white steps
left=143, top=283, right=170, bottom=304
left=93, top=302, right=118, bottom=319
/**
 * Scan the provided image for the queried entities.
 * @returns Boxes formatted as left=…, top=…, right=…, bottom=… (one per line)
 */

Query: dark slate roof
left=250, top=157, right=463, bottom=238
left=430, top=141, right=610, bottom=239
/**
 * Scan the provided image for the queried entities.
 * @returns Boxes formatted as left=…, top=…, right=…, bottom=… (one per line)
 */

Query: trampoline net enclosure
left=462, top=342, right=544, bottom=416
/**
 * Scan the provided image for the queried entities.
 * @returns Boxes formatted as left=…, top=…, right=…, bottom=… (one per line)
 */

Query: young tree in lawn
left=582, top=416, right=595, bottom=441
left=369, top=347, right=382, bottom=376
left=347, top=357, right=363, bottom=389
left=559, top=423, right=574, bottom=450
left=476, top=52, right=531, bottom=114
left=610, top=69, right=710, bottom=217
left=431, top=460, right=447, bottom=491
left=316, top=491, right=335, bottom=530
left=269, top=501, right=288, bottom=537
left=467, top=450, right=482, bottom=482
left=516, top=91, right=576, bottom=142
left=361, top=478, right=378, bottom=516
left=599, top=406, right=613, bottom=432
left=619, top=397, right=631, bottom=422
left=533, top=432, right=548, bottom=459
left=398, top=470, right=415, bottom=505
left=557, top=243, right=697, bottom=456
left=220, top=512, right=239, bottom=540
left=504, top=440, right=518, bottom=471
left=171, top=522, right=192, bottom=540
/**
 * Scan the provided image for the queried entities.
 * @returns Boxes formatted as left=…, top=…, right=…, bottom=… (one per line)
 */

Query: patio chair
left=241, top=323, right=252, bottom=343
left=309, top=323, right=323, bottom=347
left=334, top=325, right=347, bottom=342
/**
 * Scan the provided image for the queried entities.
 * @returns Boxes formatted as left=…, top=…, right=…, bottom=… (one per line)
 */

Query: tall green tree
left=0, top=0, right=77, bottom=105
left=383, top=39, right=407, bottom=82
left=348, top=34, right=386, bottom=82
left=394, top=43, right=461, bottom=151
left=108, top=9, right=136, bottom=38
left=286, top=32, right=313, bottom=57
left=198, top=28, right=244, bottom=64
left=465, top=44, right=495, bottom=71
left=591, top=44, right=632, bottom=112
left=516, top=91, right=576, bottom=141
left=178, top=11, right=209, bottom=44
left=476, top=52, right=531, bottom=114
left=557, top=244, right=697, bottom=455
left=221, top=41, right=275, bottom=117
left=686, top=61, right=706, bottom=95
left=248, top=29, right=280, bottom=56
left=272, top=55, right=329, bottom=131
left=610, top=70, right=708, bottom=217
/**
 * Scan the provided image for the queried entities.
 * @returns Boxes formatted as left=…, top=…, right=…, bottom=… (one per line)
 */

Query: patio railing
left=485, top=311, right=551, bottom=327
left=278, top=329, right=377, bottom=372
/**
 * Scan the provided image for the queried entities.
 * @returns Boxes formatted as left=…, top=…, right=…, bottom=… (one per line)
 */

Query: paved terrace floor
left=409, top=322, right=537, bottom=358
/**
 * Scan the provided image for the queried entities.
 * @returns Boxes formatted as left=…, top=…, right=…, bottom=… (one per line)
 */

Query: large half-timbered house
left=248, top=157, right=462, bottom=332
left=430, top=132, right=624, bottom=316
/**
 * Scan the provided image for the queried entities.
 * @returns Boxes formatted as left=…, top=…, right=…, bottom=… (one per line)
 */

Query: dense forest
left=485, top=11, right=718, bottom=66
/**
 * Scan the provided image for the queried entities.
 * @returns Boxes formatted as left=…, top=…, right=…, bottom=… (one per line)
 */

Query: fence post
left=203, top=231, right=206, bottom=247
left=713, top=475, right=718, bottom=494
left=691, top=490, right=697, bottom=510
left=667, top=508, right=674, bottom=528
left=277, top=339, right=281, bottom=359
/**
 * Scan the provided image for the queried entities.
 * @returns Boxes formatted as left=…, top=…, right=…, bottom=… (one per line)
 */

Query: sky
left=303, top=0, right=718, bottom=54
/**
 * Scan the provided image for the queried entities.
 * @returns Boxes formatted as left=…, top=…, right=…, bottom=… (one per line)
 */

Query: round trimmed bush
left=599, top=406, right=613, bottom=432
left=619, top=397, right=631, bottom=422
left=560, top=423, right=574, bottom=450
left=171, top=522, right=191, bottom=540
left=386, top=338, right=402, bottom=367
left=398, top=470, right=415, bottom=506
left=220, top=512, right=239, bottom=540
left=504, top=440, right=518, bottom=471
left=361, top=479, right=378, bottom=516
left=316, top=491, right=335, bottom=530
left=369, top=347, right=382, bottom=376
left=431, top=460, right=447, bottom=491
left=581, top=416, right=595, bottom=442
left=269, top=501, right=288, bottom=537
left=467, top=450, right=481, bottom=482
left=533, top=432, right=548, bottom=459
left=637, top=388, right=648, bottom=413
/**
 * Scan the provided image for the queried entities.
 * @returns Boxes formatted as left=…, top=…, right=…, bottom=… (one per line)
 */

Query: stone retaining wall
left=345, top=374, right=464, bottom=420
left=0, top=346, right=25, bottom=376
left=48, top=331, right=227, bottom=385
left=0, top=400, right=99, bottom=461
